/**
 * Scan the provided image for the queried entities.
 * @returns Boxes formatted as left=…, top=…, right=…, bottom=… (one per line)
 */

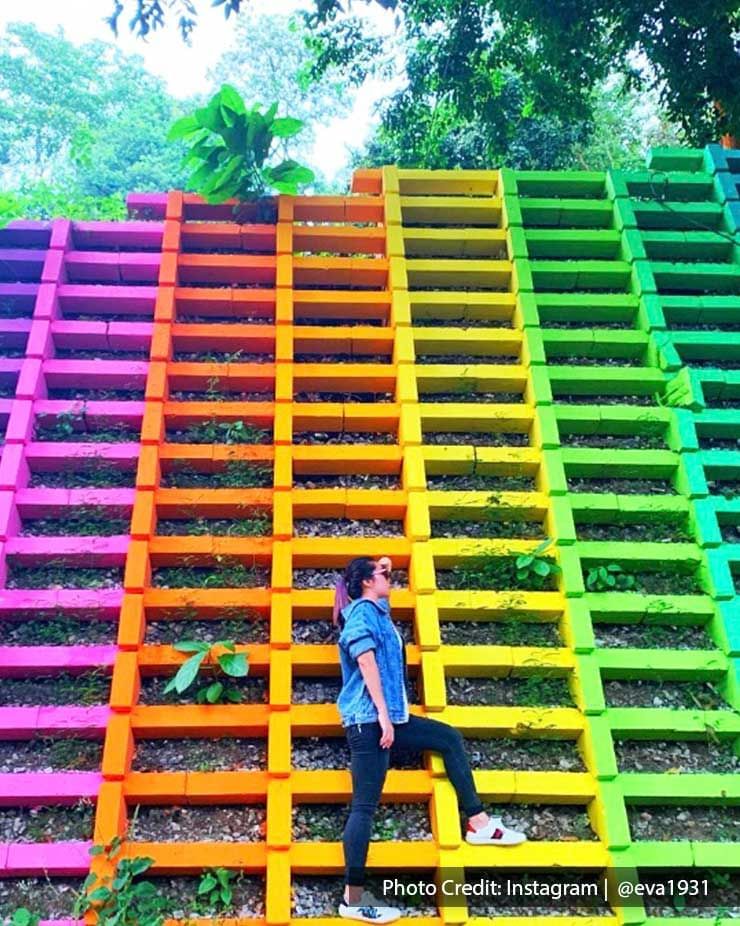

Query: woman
left=334, top=555, right=526, bottom=924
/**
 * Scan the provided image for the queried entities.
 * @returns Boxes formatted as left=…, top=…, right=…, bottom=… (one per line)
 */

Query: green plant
left=196, top=867, right=238, bottom=914
left=2, top=910, right=39, bottom=926
left=514, top=539, right=560, bottom=585
left=168, top=84, right=315, bottom=210
left=586, top=564, right=636, bottom=592
left=73, top=838, right=170, bottom=926
left=163, top=639, right=249, bottom=703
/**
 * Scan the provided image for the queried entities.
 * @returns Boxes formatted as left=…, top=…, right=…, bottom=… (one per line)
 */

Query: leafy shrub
left=196, top=868, right=238, bottom=914
left=586, top=564, right=636, bottom=592
left=164, top=639, right=249, bottom=703
left=514, top=539, right=560, bottom=585
left=168, top=84, right=314, bottom=209
left=2, top=911, right=39, bottom=926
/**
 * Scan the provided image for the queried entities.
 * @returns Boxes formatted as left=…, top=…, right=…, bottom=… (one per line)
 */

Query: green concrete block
left=606, top=170, right=630, bottom=200
left=498, top=168, right=519, bottom=196
left=512, top=257, right=534, bottom=294
left=564, top=597, right=596, bottom=653
left=621, top=229, right=649, bottom=262
left=701, top=710, right=740, bottom=735
left=507, top=226, right=529, bottom=259
left=632, top=261, right=659, bottom=296
left=549, top=495, right=576, bottom=544
left=517, top=292, right=540, bottom=327
left=667, top=410, right=700, bottom=452
left=533, top=405, right=560, bottom=450
left=619, top=772, right=740, bottom=804
left=648, top=147, right=705, bottom=172
left=629, top=841, right=694, bottom=868
left=613, top=198, right=638, bottom=231
left=606, top=708, right=707, bottom=738
left=675, top=455, right=709, bottom=499
left=703, top=550, right=736, bottom=600
left=637, top=294, right=668, bottom=332
left=576, top=653, right=607, bottom=714
left=691, top=842, right=740, bottom=868
left=596, top=648, right=727, bottom=681
left=583, top=713, right=618, bottom=778
left=689, top=499, right=723, bottom=548
left=523, top=327, right=546, bottom=365
left=558, top=545, right=586, bottom=597
left=596, top=778, right=633, bottom=849
left=502, top=194, right=523, bottom=229
left=712, top=601, right=740, bottom=657
left=527, top=364, right=553, bottom=405
left=540, top=448, right=567, bottom=495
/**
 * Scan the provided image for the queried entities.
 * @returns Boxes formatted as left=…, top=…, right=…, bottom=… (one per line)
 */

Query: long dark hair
left=332, top=556, right=376, bottom=628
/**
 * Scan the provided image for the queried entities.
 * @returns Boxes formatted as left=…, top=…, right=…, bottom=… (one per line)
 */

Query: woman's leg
left=343, top=722, right=391, bottom=900
left=392, top=715, right=484, bottom=817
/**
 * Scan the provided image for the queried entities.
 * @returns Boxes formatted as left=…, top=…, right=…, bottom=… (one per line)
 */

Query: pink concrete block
left=0, top=318, right=32, bottom=348
left=0, top=707, right=41, bottom=737
left=36, top=705, right=110, bottom=734
left=0, top=771, right=102, bottom=806
left=56, top=283, right=156, bottom=317
left=57, top=588, right=123, bottom=617
left=15, top=487, right=70, bottom=518
left=0, top=357, right=23, bottom=378
left=120, top=253, right=160, bottom=283
left=0, top=444, right=29, bottom=490
left=50, top=320, right=108, bottom=350
left=25, top=319, right=54, bottom=359
left=0, top=492, right=20, bottom=540
left=0, top=841, right=8, bottom=870
left=0, top=645, right=117, bottom=677
left=6, top=840, right=92, bottom=875
left=0, top=398, right=12, bottom=424
left=69, top=487, right=134, bottom=511
left=49, top=219, right=72, bottom=251
left=0, top=543, right=6, bottom=588
left=44, top=359, right=148, bottom=390
left=15, top=358, right=45, bottom=400
left=72, top=220, right=163, bottom=251
left=41, top=249, right=65, bottom=284
left=5, top=534, right=128, bottom=566
left=107, top=321, right=153, bottom=350
left=1, top=249, right=45, bottom=282
left=64, top=251, right=121, bottom=283
left=5, top=399, right=34, bottom=443
left=0, top=221, right=51, bottom=249
left=0, top=589, right=61, bottom=616
left=82, top=400, right=145, bottom=427
left=27, top=442, right=140, bottom=464
left=33, top=282, right=61, bottom=320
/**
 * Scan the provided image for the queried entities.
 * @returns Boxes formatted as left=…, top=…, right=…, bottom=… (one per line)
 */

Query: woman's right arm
left=357, top=650, right=394, bottom=748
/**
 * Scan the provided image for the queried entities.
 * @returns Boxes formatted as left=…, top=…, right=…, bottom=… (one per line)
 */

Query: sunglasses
left=372, top=567, right=391, bottom=579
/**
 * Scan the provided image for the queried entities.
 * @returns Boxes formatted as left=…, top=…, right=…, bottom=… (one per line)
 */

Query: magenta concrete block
left=64, top=252, right=159, bottom=285
left=82, top=400, right=145, bottom=429
left=0, top=357, right=23, bottom=377
left=49, top=219, right=72, bottom=251
left=28, top=441, right=140, bottom=465
left=41, top=249, right=65, bottom=284
left=0, top=588, right=122, bottom=618
left=0, top=492, right=20, bottom=540
left=40, top=921, right=81, bottom=926
left=16, top=358, right=45, bottom=400
left=0, top=841, right=8, bottom=870
left=36, top=705, right=110, bottom=734
left=25, top=319, right=53, bottom=359
left=0, top=249, right=46, bottom=282
left=0, top=645, right=117, bottom=677
left=6, top=840, right=92, bottom=876
left=120, top=253, right=160, bottom=283
left=70, top=487, right=134, bottom=511
left=0, top=397, right=12, bottom=424
left=5, top=535, right=127, bottom=567
left=72, top=221, right=163, bottom=251
left=0, top=221, right=51, bottom=249
left=0, top=283, right=39, bottom=316
left=50, top=319, right=109, bottom=350
left=0, top=444, right=29, bottom=490
left=0, top=318, right=32, bottom=348
left=0, top=541, right=6, bottom=586
left=57, top=283, right=157, bottom=316
left=0, top=707, right=41, bottom=737
left=34, top=282, right=61, bottom=320
left=14, top=487, right=70, bottom=517
left=5, top=399, right=34, bottom=444
left=43, top=359, right=148, bottom=390
left=107, top=321, right=152, bottom=351
left=0, top=771, right=102, bottom=806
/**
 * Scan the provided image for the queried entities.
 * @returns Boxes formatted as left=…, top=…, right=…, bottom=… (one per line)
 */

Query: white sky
left=0, top=0, right=396, bottom=180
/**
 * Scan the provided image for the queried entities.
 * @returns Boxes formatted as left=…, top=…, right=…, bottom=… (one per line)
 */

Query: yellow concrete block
left=439, top=705, right=585, bottom=737
left=405, top=492, right=431, bottom=541
left=414, top=594, right=441, bottom=651
left=391, top=289, right=412, bottom=326
left=272, top=491, right=292, bottom=541
left=401, top=446, right=427, bottom=491
left=421, top=651, right=447, bottom=711
left=268, top=710, right=291, bottom=778
left=393, top=327, right=416, bottom=365
left=509, top=646, right=574, bottom=676
left=266, top=778, right=292, bottom=850
left=411, top=541, right=436, bottom=594
left=273, top=445, right=292, bottom=490
left=274, top=364, right=293, bottom=403
left=276, top=253, right=292, bottom=290
left=431, top=779, right=462, bottom=849
left=382, top=166, right=400, bottom=196
left=270, top=649, right=292, bottom=710
left=440, top=646, right=512, bottom=676
left=389, top=256, right=408, bottom=291
left=399, top=404, right=422, bottom=446
left=271, top=540, right=293, bottom=593
left=273, top=409, right=292, bottom=446
left=275, top=289, right=292, bottom=325
left=265, top=848, right=292, bottom=925
left=386, top=224, right=405, bottom=256
left=395, top=365, right=418, bottom=404
left=511, top=770, right=595, bottom=803
left=457, top=840, right=608, bottom=869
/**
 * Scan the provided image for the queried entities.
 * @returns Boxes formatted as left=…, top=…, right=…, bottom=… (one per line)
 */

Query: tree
left=107, top=0, right=242, bottom=41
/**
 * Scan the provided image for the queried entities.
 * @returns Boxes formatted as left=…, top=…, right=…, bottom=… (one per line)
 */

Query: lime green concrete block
left=620, top=773, right=740, bottom=804
left=581, top=713, right=618, bottom=778
left=558, top=546, right=586, bottom=597
left=593, top=778, right=632, bottom=849
left=563, top=598, right=596, bottom=653
left=575, top=654, right=607, bottom=714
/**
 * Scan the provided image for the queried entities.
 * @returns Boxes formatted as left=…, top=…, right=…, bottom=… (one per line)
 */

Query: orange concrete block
left=274, top=326, right=292, bottom=362
left=145, top=362, right=168, bottom=403
left=274, top=364, right=293, bottom=403
left=124, top=771, right=187, bottom=803
left=130, top=492, right=156, bottom=540
left=268, top=710, right=291, bottom=778
left=140, top=402, right=165, bottom=445
left=185, top=771, right=268, bottom=805
left=166, top=191, right=184, bottom=221
left=158, top=250, right=178, bottom=286
left=101, top=713, right=134, bottom=779
left=162, top=219, right=181, bottom=252
left=271, top=540, right=293, bottom=593
left=276, top=254, right=292, bottom=289
left=131, top=841, right=266, bottom=874
left=276, top=223, right=292, bottom=256
left=273, top=446, right=292, bottom=490
left=272, top=491, right=292, bottom=541
left=93, top=781, right=126, bottom=844
left=275, top=288, right=292, bottom=325
left=131, top=704, right=270, bottom=738
left=117, top=593, right=146, bottom=650
left=266, top=778, right=292, bottom=850
left=277, top=195, right=294, bottom=224
left=270, top=594, right=292, bottom=649
left=269, top=649, right=292, bottom=710
left=110, top=651, right=140, bottom=712
left=136, top=445, right=161, bottom=490
left=150, top=322, right=173, bottom=361
left=265, top=848, right=292, bottom=925
left=154, top=287, right=175, bottom=322
left=123, top=539, right=151, bottom=593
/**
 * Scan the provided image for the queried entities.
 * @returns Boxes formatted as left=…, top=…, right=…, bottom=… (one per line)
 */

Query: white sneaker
left=465, top=816, right=527, bottom=846
left=339, top=890, right=402, bottom=923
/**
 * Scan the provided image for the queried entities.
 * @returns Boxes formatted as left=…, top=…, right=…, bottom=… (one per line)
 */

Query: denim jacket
left=336, top=596, right=409, bottom=726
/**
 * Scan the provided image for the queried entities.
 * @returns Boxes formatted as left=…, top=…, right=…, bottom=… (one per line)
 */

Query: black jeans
left=343, top=715, right=484, bottom=886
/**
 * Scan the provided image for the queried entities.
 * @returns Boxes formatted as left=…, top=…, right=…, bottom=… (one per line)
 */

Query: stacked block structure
left=0, top=143, right=738, bottom=924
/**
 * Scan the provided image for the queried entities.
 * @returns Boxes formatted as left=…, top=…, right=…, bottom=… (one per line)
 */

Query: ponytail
left=332, top=556, right=376, bottom=628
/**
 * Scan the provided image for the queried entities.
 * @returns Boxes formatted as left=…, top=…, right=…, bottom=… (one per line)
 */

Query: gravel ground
left=291, top=737, right=424, bottom=770
left=28, top=468, right=135, bottom=488
left=0, top=878, right=82, bottom=918
left=615, top=738, right=740, bottom=773
left=155, top=517, right=271, bottom=536
left=294, top=354, right=391, bottom=364
left=555, top=394, right=656, bottom=406
left=20, top=514, right=130, bottom=536
left=627, top=572, right=701, bottom=595
left=133, top=736, right=267, bottom=772
left=292, top=801, right=432, bottom=842
left=440, top=620, right=561, bottom=646
left=559, top=434, right=666, bottom=450
left=480, top=802, right=596, bottom=841
left=292, top=569, right=409, bottom=590
left=292, top=875, right=437, bottom=918
left=722, top=524, right=740, bottom=543
left=0, top=672, right=111, bottom=706
left=434, top=566, right=556, bottom=593
left=129, top=803, right=266, bottom=842
left=295, top=392, right=394, bottom=403
left=292, top=678, right=344, bottom=704
left=466, top=737, right=585, bottom=771
left=425, top=474, right=536, bottom=492
left=5, top=565, right=123, bottom=590
left=145, top=618, right=270, bottom=644
left=0, top=736, right=102, bottom=772
left=548, top=355, right=644, bottom=368
left=177, top=314, right=272, bottom=324
left=293, top=473, right=401, bottom=489
left=576, top=520, right=691, bottom=542
left=0, top=800, right=94, bottom=843
left=150, top=565, right=269, bottom=588
left=412, top=318, right=514, bottom=328
left=165, top=428, right=272, bottom=445
left=603, top=680, right=731, bottom=710
left=169, top=390, right=274, bottom=402
left=446, top=676, right=573, bottom=707
left=593, top=623, right=712, bottom=649
left=175, top=352, right=274, bottom=363
left=49, top=388, right=145, bottom=401
left=33, top=426, right=140, bottom=443
left=628, top=805, right=740, bottom=841
left=294, top=518, right=405, bottom=537
left=148, top=874, right=264, bottom=918
left=292, top=432, right=398, bottom=444
left=422, top=431, right=530, bottom=447
left=0, top=617, right=117, bottom=646
left=698, top=436, right=740, bottom=450
left=415, top=354, right=519, bottom=365
left=680, top=358, right=740, bottom=369
left=466, top=870, right=611, bottom=917
left=138, top=674, right=267, bottom=705
left=419, top=392, right=524, bottom=403
left=567, top=477, right=677, bottom=495
left=293, top=318, right=384, bottom=327
left=292, top=620, right=340, bottom=645
left=159, top=465, right=273, bottom=488
left=431, top=519, right=545, bottom=539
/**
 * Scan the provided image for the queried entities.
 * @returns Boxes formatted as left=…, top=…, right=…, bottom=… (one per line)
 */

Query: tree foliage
left=107, top=0, right=242, bottom=41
